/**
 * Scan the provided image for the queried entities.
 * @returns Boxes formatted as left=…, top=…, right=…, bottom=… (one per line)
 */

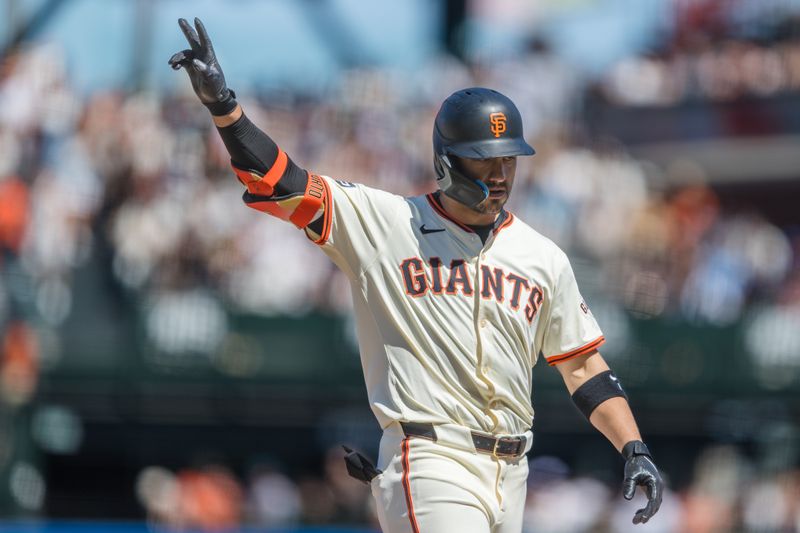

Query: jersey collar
left=425, top=192, right=515, bottom=236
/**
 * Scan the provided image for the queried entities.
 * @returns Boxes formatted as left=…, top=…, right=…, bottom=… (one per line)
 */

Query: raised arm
left=168, top=18, right=326, bottom=237
left=555, top=350, right=664, bottom=525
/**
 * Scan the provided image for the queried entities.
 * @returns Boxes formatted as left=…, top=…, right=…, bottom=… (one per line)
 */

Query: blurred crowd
left=1, top=32, right=799, bottom=337
left=599, top=15, right=800, bottom=106
left=133, top=443, right=800, bottom=532
left=1, top=39, right=798, bottom=391
left=136, top=447, right=374, bottom=531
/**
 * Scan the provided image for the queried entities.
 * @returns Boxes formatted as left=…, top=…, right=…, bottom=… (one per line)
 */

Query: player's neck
left=439, top=193, right=499, bottom=226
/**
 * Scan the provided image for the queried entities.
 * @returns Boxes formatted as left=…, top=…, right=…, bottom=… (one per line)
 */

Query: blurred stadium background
left=1, top=0, right=800, bottom=531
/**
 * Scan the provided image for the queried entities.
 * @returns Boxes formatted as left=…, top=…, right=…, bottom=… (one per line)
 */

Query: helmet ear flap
left=434, top=154, right=446, bottom=180
left=434, top=152, right=489, bottom=208
left=441, top=154, right=452, bottom=168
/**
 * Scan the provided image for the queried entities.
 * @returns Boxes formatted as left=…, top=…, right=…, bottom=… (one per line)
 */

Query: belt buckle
left=495, top=436, right=523, bottom=458
left=492, top=437, right=507, bottom=459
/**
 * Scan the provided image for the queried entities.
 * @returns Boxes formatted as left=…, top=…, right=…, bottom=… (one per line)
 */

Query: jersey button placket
left=476, top=311, right=489, bottom=378
left=475, top=250, right=489, bottom=365
left=474, top=254, right=491, bottom=388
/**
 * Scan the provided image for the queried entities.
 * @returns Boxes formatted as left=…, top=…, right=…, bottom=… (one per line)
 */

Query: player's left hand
left=621, top=441, right=663, bottom=524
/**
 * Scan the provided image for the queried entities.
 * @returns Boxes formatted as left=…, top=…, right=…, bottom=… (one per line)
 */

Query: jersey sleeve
left=541, top=254, right=605, bottom=366
left=304, top=176, right=403, bottom=280
left=221, top=116, right=399, bottom=277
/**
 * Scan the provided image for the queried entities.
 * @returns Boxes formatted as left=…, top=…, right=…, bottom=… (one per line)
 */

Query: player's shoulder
left=321, top=175, right=408, bottom=207
left=506, top=213, right=569, bottom=261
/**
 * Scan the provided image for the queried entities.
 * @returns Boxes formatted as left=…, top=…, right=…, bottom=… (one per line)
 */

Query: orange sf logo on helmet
left=489, top=112, right=507, bottom=138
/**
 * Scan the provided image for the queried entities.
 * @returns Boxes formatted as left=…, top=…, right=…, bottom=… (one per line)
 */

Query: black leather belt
left=400, top=422, right=528, bottom=458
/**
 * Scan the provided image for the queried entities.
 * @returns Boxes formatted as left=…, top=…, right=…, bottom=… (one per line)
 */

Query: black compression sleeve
left=216, top=114, right=308, bottom=197
left=216, top=114, right=276, bottom=173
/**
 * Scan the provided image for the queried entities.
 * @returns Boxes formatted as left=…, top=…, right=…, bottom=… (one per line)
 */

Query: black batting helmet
left=433, top=87, right=535, bottom=208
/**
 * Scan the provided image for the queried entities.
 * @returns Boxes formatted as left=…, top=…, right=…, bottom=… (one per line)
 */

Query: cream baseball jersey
left=300, top=176, right=605, bottom=436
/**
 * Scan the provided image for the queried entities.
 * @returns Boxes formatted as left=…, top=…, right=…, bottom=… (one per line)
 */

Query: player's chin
left=477, top=193, right=508, bottom=214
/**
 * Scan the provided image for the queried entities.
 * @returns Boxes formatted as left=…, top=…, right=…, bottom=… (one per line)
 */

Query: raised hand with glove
left=168, top=17, right=237, bottom=117
left=167, top=17, right=323, bottom=231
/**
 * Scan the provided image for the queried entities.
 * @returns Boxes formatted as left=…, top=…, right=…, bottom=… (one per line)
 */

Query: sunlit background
left=1, top=0, right=800, bottom=531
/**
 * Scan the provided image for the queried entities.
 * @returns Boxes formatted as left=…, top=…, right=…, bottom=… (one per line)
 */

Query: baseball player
left=170, top=18, right=664, bottom=532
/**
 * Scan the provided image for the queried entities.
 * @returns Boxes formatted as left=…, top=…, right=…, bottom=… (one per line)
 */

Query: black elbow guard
left=571, top=370, right=628, bottom=419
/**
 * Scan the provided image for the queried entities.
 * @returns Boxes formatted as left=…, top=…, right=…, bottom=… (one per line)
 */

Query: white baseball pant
left=371, top=422, right=532, bottom=533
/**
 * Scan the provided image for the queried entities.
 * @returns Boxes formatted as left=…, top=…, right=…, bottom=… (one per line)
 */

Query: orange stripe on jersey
left=231, top=149, right=288, bottom=197
left=289, top=172, right=326, bottom=228
left=546, top=336, right=606, bottom=366
left=493, top=212, right=515, bottom=234
left=401, top=438, right=421, bottom=533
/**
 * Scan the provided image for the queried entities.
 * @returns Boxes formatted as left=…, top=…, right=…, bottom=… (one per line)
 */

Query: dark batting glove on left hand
left=621, top=440, right=664, bottom=525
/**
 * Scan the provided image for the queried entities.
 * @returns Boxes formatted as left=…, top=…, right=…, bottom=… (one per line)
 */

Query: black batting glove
left=168, top=17, right=237, bottom=116
left=621, top=440, right=663, bottom=525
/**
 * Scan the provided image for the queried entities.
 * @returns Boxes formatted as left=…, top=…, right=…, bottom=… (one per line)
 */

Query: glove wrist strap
left=206, top=89, right=238, bottom=116
left=621, top=440, right=651, bottom=461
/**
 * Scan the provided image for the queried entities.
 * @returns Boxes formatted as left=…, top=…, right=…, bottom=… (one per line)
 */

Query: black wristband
left=571, top=370, right=627, bottom=419
left=205, top=89, right=238, bottom=116
left=621, top=440, right=652, bottom=461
